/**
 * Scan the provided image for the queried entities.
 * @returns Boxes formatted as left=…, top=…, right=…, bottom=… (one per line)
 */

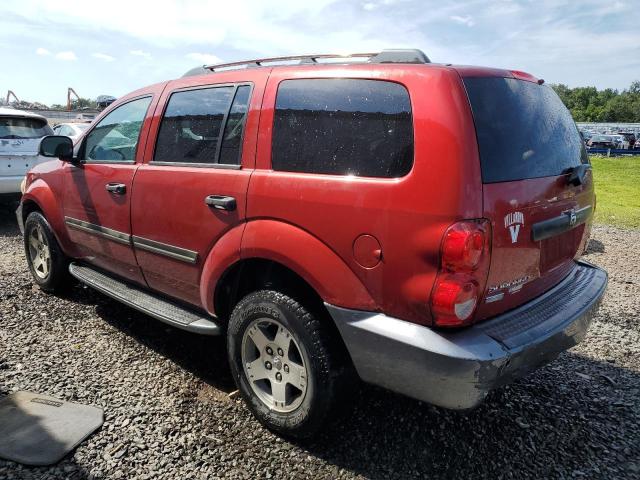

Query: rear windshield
left=0, top=116, right=53, bottom=139
left=463, top=77, right=587, bottom=183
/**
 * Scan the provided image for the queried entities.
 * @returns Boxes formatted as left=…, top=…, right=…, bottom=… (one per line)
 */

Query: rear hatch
left=0, top=115, right=52, bottom=178
left=462, top=76, right=594, bottom=319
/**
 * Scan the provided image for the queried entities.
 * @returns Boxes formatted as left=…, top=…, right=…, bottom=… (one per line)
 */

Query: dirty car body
left=18, top=49, right=607, bottom=436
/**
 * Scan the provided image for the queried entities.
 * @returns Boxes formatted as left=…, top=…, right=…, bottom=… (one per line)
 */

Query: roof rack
left=182, top=49, right=430, bottom=77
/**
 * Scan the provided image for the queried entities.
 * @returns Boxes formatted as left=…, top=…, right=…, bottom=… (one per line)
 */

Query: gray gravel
left=0, top=199, right=639, bottom=479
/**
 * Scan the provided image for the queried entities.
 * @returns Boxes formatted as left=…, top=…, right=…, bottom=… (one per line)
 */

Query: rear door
left=462, top=76, right=594, bottom=318
left=129, top=70, right=267, bottom=308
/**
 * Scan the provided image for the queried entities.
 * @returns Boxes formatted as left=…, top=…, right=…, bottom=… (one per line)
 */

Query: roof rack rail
left=182, top=49, right=430, bottom=77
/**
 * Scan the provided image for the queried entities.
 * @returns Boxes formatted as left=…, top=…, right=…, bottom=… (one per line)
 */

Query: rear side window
left=272, top=79, right=413, bottom=178
left=0, top=117, right=53, bottom=139
left=154, top=84, right=251, bottom=165
left=463, top=77, right=588, bottom=183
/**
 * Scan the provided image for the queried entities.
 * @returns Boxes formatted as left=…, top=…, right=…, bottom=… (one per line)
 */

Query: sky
left=1, top=0, right=639, bottom=106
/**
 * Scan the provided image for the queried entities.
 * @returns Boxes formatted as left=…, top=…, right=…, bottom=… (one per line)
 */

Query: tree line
left=551, top=81, right=640, bottom=123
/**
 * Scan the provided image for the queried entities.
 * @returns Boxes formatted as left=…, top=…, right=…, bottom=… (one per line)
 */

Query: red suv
left=18, top=49, right=607, bottom=438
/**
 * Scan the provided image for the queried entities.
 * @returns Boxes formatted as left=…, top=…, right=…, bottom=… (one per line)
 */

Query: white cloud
left=450, top=14, right=474, bottom=27
left=2, top=0, right=639, bottom=97
left=55, top=51, right=77, bottom=61
left=35, top=47, right=50, bottom=56
left=130, top=49, right=151, bottom=58
left=186, top=52, right=222, bottom=65
left=92, top=52, right=115, bottom=62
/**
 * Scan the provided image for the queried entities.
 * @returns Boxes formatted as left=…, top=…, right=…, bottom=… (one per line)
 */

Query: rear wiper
left=566, top=164, right=591, bottom=186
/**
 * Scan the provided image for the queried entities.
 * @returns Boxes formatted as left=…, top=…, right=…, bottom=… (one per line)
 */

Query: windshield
left=463, top=77, right=587, bottom=183
left=0, top=116, right=54, bottom=139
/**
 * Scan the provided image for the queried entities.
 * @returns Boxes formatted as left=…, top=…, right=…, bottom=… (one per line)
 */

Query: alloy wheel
left=241, top=318, right=309, bottom=412
left=28, top=224, right=51, bottom=279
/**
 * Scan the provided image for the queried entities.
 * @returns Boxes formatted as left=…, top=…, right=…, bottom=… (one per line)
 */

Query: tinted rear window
left=272, top=79, right=413, bottom=178
left=0, top=117, right=53, bottom=139
left=154, top=87, right=234, bottom=164
left=463, top=77, right=587, bottom=183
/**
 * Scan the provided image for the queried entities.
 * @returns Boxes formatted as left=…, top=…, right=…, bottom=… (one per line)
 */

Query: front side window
left=272, top=79, right=414, bottom=178
left=83, top=96, right=152, bottom=162
left=154, top=84, right=251, bottom=165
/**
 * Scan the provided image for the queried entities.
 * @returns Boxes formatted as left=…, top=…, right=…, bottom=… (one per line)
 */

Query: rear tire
left=227, top=290, right=346, bottom=438
left=24, top=211, right=71, bottom=293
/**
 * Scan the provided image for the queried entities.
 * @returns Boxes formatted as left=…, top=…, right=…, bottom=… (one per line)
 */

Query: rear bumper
left=0, top=176, right=24, bottom=195
left=15, top=202, right=24, bottom=234
left=326, top=261, right=607, bottom=410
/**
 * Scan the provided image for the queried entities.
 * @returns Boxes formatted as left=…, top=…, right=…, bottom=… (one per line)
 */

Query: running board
left=68, top=263, right=221, bottom=335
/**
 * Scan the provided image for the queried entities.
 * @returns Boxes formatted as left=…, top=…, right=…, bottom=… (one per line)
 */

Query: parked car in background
left=617, top=132, right=636, bottom=149
left=18, top=49, right=607, bottom=438
left=588, top=134, right=618, bottom=149
left=75, top=113, right=96, bottom=122
left=52, top=123, right=90, bottom=143
left=609, top=134, right=628, bottom=149
left=0, top=107, right=53, bottom=196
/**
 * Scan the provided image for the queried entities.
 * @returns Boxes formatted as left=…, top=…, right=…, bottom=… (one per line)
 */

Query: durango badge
left=504, top=211, right=524, bottom=244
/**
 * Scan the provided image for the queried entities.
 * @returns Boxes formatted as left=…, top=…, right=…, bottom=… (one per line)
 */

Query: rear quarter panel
left=248, top=65, right=482, bottom=324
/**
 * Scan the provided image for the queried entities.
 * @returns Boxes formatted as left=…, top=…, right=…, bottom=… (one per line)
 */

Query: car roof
left=0, top=107, right=48, bottom=121
left=179, top=49, right=534, bottom=84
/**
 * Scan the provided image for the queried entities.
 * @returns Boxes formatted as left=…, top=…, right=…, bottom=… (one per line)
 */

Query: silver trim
left=326, top=261, right=607, bottom=410
left=149, top=161, right=241, bottom=169
left=64, top=217, right=131, bottom=245
left=68, top=263, right=220, bottom=336
left=64, top=217, right=199, bottom=264
left=132, top=236, right=198, bottom=264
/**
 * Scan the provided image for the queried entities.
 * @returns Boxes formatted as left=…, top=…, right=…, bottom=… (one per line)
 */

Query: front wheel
left=227, top=290, right=346, bottom=438
left=24, top=211, right=71, bottom=293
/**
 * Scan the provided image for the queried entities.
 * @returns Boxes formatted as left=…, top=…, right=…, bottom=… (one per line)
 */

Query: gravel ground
left=0, top=199, right=639, bottom=479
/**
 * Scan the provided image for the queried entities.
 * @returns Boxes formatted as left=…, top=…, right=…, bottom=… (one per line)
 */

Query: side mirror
left=39, top=136, right=75, bottom=162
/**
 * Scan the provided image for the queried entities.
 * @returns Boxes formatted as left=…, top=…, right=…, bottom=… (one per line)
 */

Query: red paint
left=22, top=61, right=594, bottom=328
left=353, top=235, right=382, bottom=269
left=476, top=171, right=594, bottom=320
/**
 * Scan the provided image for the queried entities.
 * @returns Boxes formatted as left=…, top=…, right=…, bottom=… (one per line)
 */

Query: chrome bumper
left=326, top=261, right=607, bottom=410
left=15, top=202, right=24, bottom=234
left=0, top=175, right=24, bottom=195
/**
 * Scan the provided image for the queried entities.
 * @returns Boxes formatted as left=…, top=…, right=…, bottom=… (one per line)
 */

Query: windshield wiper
left=566, top=164, right=591, bottom=186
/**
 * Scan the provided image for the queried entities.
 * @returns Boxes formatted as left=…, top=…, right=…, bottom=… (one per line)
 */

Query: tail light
left=431, top=220, right=491, bottom=327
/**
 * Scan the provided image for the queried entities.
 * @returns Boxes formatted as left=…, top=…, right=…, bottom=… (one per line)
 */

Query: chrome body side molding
left=64, top=216, right=131, bottom=245
left=132, top=236, right=198, bottom=264
left=64, top=217, right=199, bottom=264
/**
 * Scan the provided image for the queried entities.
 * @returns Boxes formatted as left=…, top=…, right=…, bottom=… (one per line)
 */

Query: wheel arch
left=202, top=219, right=377, bottom=320
left=21, top=182, right=76, bottom=257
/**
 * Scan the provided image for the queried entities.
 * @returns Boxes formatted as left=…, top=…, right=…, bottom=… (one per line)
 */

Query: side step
left=69, top=263, right=221, bottom=335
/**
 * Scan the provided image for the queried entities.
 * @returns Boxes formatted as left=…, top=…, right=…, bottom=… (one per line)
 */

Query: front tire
left=227, top=290, right=346, bottom=438
left=24, top=211, right=71, bottom=293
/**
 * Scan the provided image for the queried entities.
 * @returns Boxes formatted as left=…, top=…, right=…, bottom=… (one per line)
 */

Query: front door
left=62, top=95, right=156, bottom=284
left=130, top=70, right=267, bottom=307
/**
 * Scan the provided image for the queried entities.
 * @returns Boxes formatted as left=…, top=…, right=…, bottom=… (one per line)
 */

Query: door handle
left=205, top=195, right=236, bottom=211
left=105, top=183, right=126, bottom=194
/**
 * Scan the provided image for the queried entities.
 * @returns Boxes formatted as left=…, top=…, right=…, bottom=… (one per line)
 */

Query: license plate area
left=539, top=225, right=583, bottom=272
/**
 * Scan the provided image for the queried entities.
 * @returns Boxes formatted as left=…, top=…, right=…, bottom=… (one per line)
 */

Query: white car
left=52, top=122, right=90, bottom=142
left=610, top=134, right=629, bottom=149
left=0, top=107, right=53, bottom=195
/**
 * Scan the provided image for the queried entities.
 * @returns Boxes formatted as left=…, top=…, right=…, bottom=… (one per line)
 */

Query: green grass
left=590, top=155, right=640, bottom=228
